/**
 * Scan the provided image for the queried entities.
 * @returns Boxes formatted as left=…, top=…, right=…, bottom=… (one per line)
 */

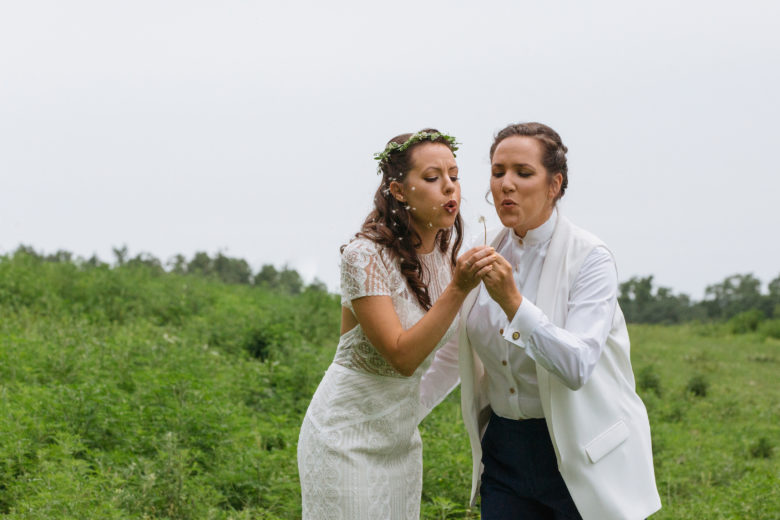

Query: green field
left=1, top=254, right=778, bottom=519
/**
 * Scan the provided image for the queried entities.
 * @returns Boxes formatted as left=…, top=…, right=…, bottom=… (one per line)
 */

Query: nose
left=501, top=174, right=515, bottom=193
left=442, top=176, right=455, bottom=194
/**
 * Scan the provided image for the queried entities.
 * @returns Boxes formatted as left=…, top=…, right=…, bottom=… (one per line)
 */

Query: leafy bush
left=758, top=319, right=780, bottom=340
left=685, top=374, right=709, bottom=397
left=637, top=365, right=663, bottom=396
left=750, top=437, right=774, bottom=459
left=727, top=309, right=766, bottom=334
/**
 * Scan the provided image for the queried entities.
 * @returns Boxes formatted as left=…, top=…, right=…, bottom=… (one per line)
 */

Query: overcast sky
left=1, top=0, right=778, bottom=299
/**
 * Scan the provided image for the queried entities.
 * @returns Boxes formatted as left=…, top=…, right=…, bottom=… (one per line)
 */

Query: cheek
left=489, top=178, right=501, bottom=200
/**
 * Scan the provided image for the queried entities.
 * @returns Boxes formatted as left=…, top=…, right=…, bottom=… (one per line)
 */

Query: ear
left=548, top=173, right=563, bottom=200
left=389, top=180, right=405, bottom=202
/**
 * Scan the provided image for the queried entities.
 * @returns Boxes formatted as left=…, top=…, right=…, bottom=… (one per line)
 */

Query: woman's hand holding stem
left=481, top=252, right=523, bottom=321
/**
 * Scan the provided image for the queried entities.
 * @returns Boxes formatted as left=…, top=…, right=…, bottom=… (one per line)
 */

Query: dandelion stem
left=478, top=216, right=487, bottom=246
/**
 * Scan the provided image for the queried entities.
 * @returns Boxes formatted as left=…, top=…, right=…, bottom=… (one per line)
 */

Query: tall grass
left=1, top=252, right=778, bottom=518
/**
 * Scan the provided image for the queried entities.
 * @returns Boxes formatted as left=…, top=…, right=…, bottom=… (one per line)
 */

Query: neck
left=513, top=205, right=554, bottom=238
left=412, top=224, right=438, bottom=254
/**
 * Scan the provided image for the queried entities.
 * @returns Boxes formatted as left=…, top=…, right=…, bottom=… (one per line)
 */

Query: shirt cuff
left=503, top=298, right=545, bottom=347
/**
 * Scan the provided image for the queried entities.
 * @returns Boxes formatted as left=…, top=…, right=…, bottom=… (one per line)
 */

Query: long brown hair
left=343, top=128, right=463, bottom=311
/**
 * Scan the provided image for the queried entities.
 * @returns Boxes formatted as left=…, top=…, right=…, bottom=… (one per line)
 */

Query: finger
left=460, top=246, right=485, bottom=261
left=472, top=246, right=496, bottom=261
left=472, top=253, right=497, bottom=270
left=476, top=264, right=494, bottom=278
left=490, top=251, right=509, bottom=265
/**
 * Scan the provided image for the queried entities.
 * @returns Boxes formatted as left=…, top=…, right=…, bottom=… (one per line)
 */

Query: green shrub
left=758, top=318, right=780, bottom=340
left=727, top=309, right=765, bottom=334
left=638, top=365, right=663, bottom=396
left=686, top=374, right=709, bottom=397
left=749, top=437, right=774, bottom=459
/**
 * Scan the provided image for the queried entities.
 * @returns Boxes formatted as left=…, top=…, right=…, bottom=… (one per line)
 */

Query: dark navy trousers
left=480, top=413, right=583, bottom=520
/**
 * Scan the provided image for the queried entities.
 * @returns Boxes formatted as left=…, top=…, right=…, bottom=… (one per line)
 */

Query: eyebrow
left=492, top=162, right=536, bottom=170
left=422, top=165, right=458, bottom=173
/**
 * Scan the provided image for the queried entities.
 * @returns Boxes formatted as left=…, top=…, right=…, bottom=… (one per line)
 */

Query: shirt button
left=509, top=388, right=516, bottom=394
left=499, top=328, right=504, bottom=334
left=512, top=332, right=520, bottom=340
left=502, top=360, right=507, bottom=366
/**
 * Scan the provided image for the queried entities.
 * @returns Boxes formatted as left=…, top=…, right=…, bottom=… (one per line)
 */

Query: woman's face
left=490, top=136, right=562, bottom=237
left=391, top=142, right=460, bottom=236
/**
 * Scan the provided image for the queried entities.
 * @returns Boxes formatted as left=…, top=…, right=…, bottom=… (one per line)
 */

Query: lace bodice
left=335, top=237, right=455, bottom=377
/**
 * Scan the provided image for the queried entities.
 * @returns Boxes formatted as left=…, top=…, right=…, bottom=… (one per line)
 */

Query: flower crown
left=373, top=131, right=459, bottom=174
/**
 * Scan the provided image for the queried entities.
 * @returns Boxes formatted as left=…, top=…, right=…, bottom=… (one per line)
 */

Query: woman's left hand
left=482, top=253, right=523, bottom=320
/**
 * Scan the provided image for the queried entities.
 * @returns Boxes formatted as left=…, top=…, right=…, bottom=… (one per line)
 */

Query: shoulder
left=341, top=236, right=381, bottom=258
left=558, top=216, right=618, bottom=278
left=341, top=236, right=395, bottom=271
left=557, top=215, right=608, bottom=253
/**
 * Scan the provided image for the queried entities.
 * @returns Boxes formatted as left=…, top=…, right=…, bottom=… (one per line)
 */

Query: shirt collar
left=512, top=208, right=557, bottom=247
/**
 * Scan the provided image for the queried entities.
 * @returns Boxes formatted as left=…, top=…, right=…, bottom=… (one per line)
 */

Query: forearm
left=391, top=283, right=468, bottom=376
left=505, top=301, right=606, bottom=389
left=503, top=247, right=618, bottom=389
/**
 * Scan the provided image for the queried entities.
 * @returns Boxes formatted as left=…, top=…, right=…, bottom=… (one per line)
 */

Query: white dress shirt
left=465, top=209, right=618, bottom=420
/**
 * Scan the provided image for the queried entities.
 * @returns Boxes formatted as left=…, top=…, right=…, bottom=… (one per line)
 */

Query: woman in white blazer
left=458, top=122, right=661, bottom=519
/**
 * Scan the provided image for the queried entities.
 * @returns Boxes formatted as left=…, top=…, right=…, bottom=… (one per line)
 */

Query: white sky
left=1, top=0, right=778, bottom=299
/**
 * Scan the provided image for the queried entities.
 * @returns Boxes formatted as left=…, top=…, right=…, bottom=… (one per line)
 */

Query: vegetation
left=619, top=273, right=780, bottom=326
left=1, top=246, right=778, bottom=518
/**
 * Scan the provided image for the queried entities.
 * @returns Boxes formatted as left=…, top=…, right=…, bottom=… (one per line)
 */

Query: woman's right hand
left=452, top=246, right=496, bottom=293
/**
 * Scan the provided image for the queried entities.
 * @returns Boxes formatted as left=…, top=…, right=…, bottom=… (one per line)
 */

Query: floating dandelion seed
left=427, top=222, right=433, bottom=228
left=412, top=207, right=416, bottom=211
left=405, top=205, right=411, bottom=210
left=478, top=215, right=487, bottom=245
left=411, top=186, right=415, bottom=191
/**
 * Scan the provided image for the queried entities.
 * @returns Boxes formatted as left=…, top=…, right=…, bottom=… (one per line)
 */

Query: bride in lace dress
left=297, top=129, right=496, bottom=519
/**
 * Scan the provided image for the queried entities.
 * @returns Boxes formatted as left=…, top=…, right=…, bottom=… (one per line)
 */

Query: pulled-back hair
left=343, top=128, right=463, bottom=311
left=490, top=122, right=569, bottom=202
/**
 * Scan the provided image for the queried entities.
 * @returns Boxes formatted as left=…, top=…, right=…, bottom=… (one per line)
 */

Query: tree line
left=8, top=244, right=326, bottom=295
left=618, top=273, right=780, bottom=326
left=5, top=245, right=779, bottom=326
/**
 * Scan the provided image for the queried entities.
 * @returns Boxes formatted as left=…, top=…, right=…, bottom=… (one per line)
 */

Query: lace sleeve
left=340, top=238, right=392, bottom=310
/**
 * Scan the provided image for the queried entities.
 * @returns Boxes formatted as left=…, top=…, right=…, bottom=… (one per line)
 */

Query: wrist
left=501, top=292, right=523, bottom=321
left=449, top=282, right=471, bottom=300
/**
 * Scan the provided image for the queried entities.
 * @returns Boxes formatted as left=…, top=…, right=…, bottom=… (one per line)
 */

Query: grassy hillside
left=0, top=253, right=778, bottom=518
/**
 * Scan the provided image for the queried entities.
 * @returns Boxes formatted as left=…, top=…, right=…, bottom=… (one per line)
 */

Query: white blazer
left=459, top=215, right=661, bottom=520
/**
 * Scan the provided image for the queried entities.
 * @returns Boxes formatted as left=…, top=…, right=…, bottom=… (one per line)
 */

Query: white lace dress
left=298, top=237, right=460, bottom=519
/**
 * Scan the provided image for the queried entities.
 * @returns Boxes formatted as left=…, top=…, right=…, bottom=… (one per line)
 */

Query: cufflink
left=512, top=332, right=520, bottom=340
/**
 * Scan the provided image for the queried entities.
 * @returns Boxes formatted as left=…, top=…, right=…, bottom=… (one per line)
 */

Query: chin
left=498, top=215, right=519, bottom=229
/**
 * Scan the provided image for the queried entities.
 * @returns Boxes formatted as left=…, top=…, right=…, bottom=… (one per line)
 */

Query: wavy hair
left=343, top=128, right=463, bottom=311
